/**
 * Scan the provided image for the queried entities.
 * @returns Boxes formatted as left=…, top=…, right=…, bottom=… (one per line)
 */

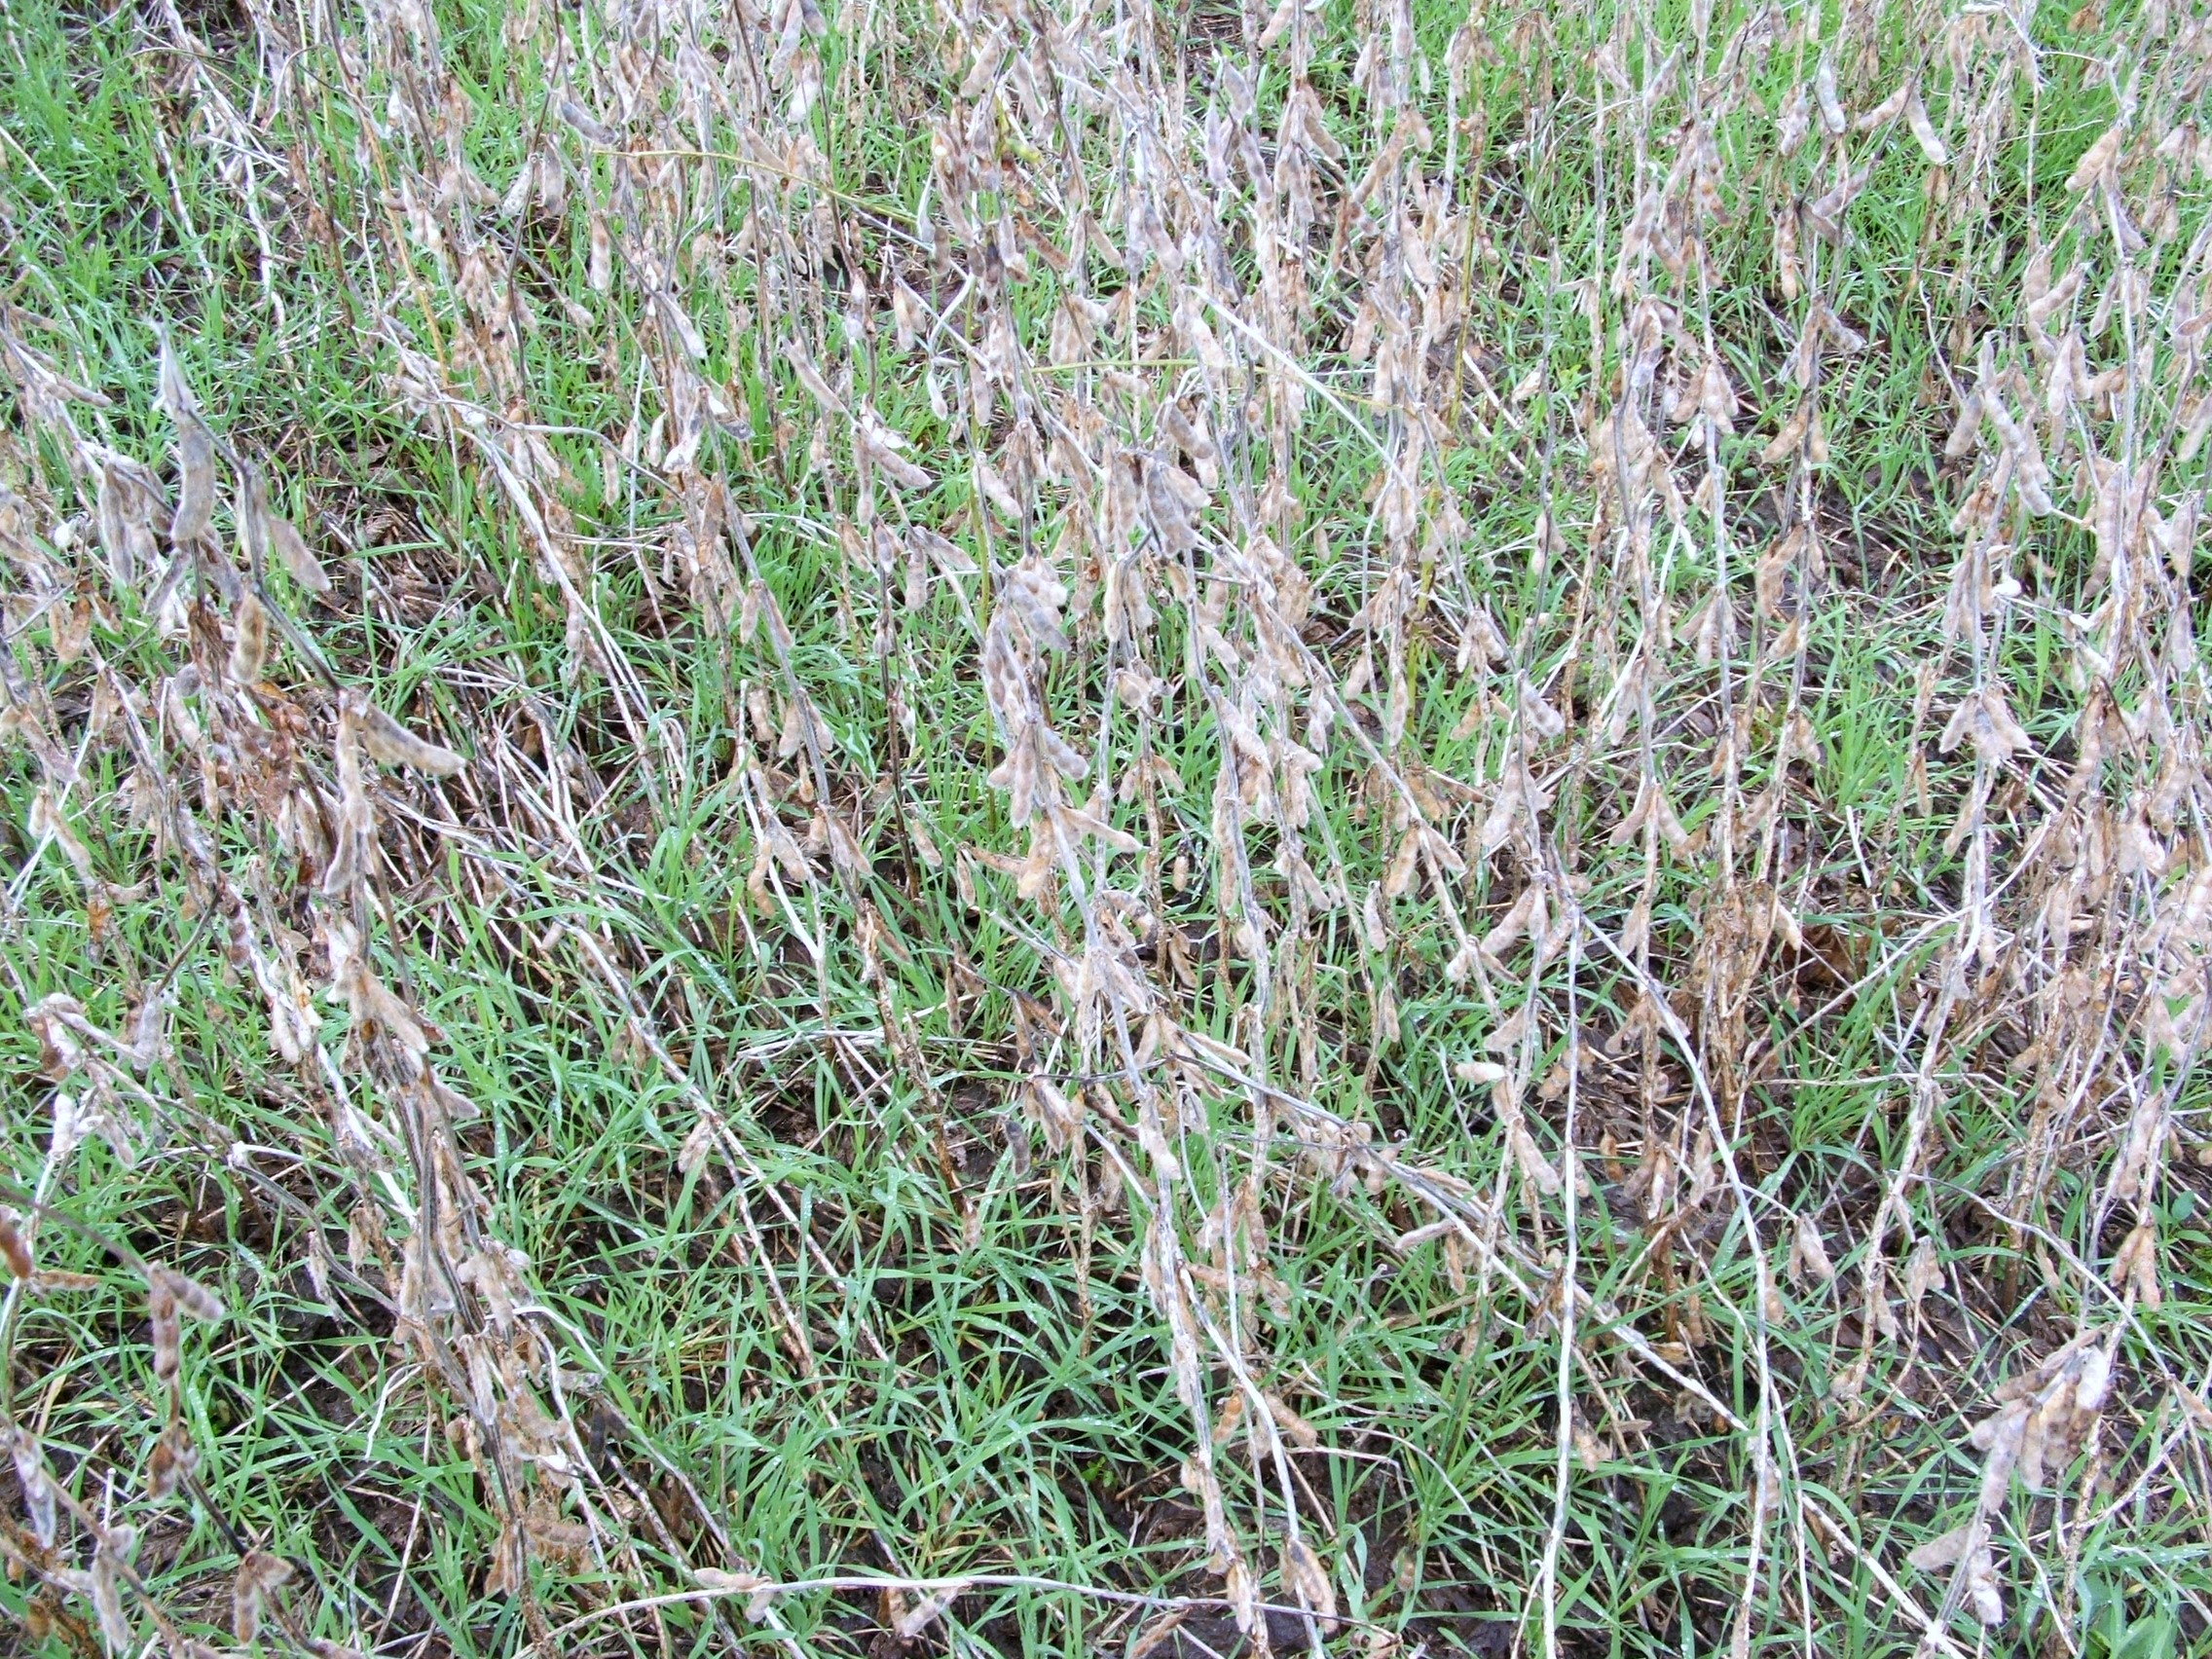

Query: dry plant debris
left=1, top=0, right=2210, bottom=1653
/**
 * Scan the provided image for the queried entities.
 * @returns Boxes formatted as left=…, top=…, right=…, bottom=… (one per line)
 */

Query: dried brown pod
left=0, top=1209, right=32, bottom=1278
left=1813, top=56, right=1847, bottom=134
left=229, top=593, right=269, bottom=684
left=1905, top=85, right=1948, bottom=165
left=1802, top=166, right=1871, bottom=243
left=855, top=411, right=933, bottom=489
left=2067, top=120, right=2126, bottom=193
left=266, top=503, right=329, bottom=592
left=697, top=1566, right=777, bottom=1622
left=150, top=1263, right=225, bottom=1323
left=147, top=1282, right=181, bottom=1381
left=155, top=331, right=201, bottom=424
left=4, top=1426, right=58, bottom=1545
left=89, top=1523, right=135, bottom=1647
left=171, top=419, right=216, bottom=546
left=1788, top=1212, right=1836, bottom=1284
left=360, top=703, right=465, bottom=776
left=145, top=1419, right=200, bottom=1500
left=1904, top=1235, right=1944, bottom=1314
left=781, top=339, right=842, bottom=412
left=240, top=465, right=331, bottom=595
left=145, top=1264, right=221, bottom=1383
left=87, top=444, right=168, bottom=587
left=1280, top=1535, right=1338, bottom=1630
left=232, top=1548, right=294, bottom=1642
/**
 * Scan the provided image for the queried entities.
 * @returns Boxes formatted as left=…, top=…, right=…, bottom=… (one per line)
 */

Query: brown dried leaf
left=1125, top=1607, right=1190, bottom=1659
left=893, top=1582, right=967, bottom=1640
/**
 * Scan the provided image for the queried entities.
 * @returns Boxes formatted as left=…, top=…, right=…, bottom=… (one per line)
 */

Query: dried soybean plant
left=2, top=0, right=2210, bottom=1651
left=0, top=300, right=660, bottom=1648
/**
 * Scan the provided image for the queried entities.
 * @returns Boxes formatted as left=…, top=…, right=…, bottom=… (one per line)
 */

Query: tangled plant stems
left=1, top=0, right=2210, bottom=1654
